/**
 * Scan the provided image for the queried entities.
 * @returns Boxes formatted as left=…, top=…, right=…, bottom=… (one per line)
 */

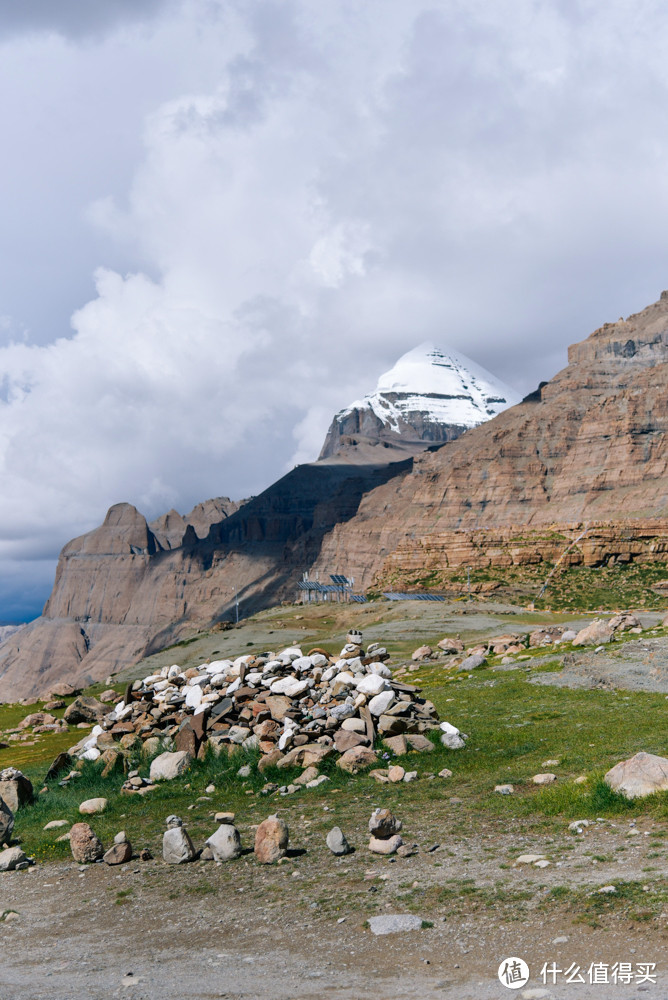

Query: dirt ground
left=5, top=600, right=668, bottom=999
left=3, top=815, right=668, bottom=1000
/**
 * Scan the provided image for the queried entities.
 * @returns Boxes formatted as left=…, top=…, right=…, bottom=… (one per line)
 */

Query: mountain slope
left=310, top=292, right=668, bottom=590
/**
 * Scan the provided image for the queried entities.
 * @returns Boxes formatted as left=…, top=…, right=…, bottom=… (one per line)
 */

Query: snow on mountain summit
left=319, top=342, right=519, bottom=461
left=362, top=342, right=518, bottom=428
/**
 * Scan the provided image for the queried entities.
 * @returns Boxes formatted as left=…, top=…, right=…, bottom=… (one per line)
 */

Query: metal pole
left=235, top=586, right=239, bottom=624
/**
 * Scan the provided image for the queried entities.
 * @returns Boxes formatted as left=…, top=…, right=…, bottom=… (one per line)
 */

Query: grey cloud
left=0, top=0, right=176, bottom=40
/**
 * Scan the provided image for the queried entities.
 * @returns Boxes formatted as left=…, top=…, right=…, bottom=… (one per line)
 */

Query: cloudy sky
left=2, top=0, right=668, bottom=620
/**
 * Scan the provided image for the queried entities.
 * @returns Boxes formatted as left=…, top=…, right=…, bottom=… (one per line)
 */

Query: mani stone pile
left=69, top=631, right=441, bottom=773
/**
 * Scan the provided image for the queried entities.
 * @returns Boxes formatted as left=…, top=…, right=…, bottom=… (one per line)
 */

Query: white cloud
left=3, top=0, right=668, bottom=615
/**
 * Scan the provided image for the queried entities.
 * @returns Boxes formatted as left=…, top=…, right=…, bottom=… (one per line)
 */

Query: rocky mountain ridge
left=4, top=296, right=668, bottom=700
left=311, top=292, right=668, bottom=589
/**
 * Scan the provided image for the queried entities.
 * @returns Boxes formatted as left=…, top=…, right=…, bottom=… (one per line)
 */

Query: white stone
left=515, top=854, right=546, bottom=865
left=356, top=674, right=387, bottom=696
left=185, top=685, right=203, bottom=709
left=44, top=820, right=69, bottom=830
left=368, top=914, right=424, bottom=935
left=150, top=750, right=192, bottom=781
left=79, top=797, right=108, bottom=815
left=341, top=718, right=366, bottom=732
left=532, top=773, right=557, bottom=785
left=162, top=826, right=196, bottom=864
left=206, top=824, right=242, bottom=862
left=495, top=784, right=514, bottom=795
left=368, top=690, right=394, bottom=716
left=0, top=847, right=27, bottom=872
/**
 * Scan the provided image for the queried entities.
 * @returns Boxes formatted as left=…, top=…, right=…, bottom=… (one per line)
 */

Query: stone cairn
left=65, top=632, right=442, bottom=774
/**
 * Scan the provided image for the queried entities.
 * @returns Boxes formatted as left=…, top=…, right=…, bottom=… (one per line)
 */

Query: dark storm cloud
left=0, top=0, right=176, bottom=40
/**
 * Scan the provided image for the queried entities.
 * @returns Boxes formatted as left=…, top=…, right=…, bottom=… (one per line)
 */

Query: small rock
left=43, top=820, right=69, bottom=831
left=214, top=812, right=235, bottom=823
left=0, top=797, right=14, bottom=846
left=162, top=825, right=196, bottom=864
left=0, top=847, right=27, bottom=872
left=568, top=820, right=590, bottom=832
left=598, top=885, right=616, bottom=894
left=337, top=746, right=378, bottom=774
left=532, top=773, right=557, bottom=785
left=368, top=914, right=424, bottom=935
left=411, top=645, right=432, bottom=661
left=79, top=797, right=108, bottom=815
left=293, top=766, right=319, bottom=786
left=237, top=765, right=252, bottom=778
left=388, top=765, right=405, bottom=783
left=150, top=751, right=192, bottom=782
left=69, top=823, right=104, bottom=863
left=403, top=771, right=418, bottom=782
left=326, top=826, right=352, bottom=856
left=206, top=824, right=242, bottom=862
left=368, top=834, right=403, bottom=855
left=515, top=854, right=547, bottom=865
left=459, top=653, right=486, bottom=671
left=369, top=808, right=402, bottom=838
left=438, top=768, right=453, bottom=779
left=0, top=769, right=33, bottom=813
left=103, top=842, right=133, bottom=865
left=495, top=784, right=514, bottom=795
left=254, top=815, right=289, bottom=864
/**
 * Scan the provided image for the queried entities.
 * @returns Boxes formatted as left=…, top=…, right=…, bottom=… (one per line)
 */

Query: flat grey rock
left=368, top=914, right=424, bottom=935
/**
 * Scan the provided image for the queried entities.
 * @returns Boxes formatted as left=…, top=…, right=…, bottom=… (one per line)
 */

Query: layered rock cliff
left=310, top=292, right=668, bottom=589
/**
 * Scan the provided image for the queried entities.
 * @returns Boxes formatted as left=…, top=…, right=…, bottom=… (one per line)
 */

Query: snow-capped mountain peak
left=319, top=342, right=519, bottom=461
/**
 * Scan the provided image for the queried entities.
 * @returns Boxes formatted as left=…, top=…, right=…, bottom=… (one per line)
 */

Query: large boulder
left=63, top=696, right=106, bottom=725
left=150, top=750, right=192, bottom=781
left=69, top=822, right=104, bottom=863
left=604, top=752, right=668, bottom=799
left=572, top=619, right=614, bottom=647
left=608, top=612, right=641, bottom=633
left=336, top=746, right=378, bottom=774
left=254, top=815, right=289, bottom=864
left=206, top=824, right=242, bottom=862
left=0, top=796, right=14, bottom=845
left=0, top=768, right=33, bottom=812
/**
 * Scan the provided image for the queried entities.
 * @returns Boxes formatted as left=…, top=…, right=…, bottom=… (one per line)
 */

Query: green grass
left=380, top=554, right=668, bottom=611
left=5, top=613, right=668, bottom=865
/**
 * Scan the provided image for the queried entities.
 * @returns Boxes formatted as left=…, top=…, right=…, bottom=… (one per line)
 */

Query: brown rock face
left=311, top=292, right=668, bottom=590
